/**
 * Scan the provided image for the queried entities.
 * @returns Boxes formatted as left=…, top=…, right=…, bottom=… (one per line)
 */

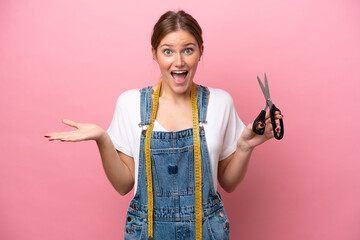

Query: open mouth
left=171, top=70, right=188, bottom=83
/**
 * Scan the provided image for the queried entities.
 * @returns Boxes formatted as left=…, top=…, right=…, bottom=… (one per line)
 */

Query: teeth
left=172, top=71, right=187, bottom=74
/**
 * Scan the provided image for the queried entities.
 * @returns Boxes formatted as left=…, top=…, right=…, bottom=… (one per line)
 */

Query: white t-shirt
left=107, top=87, right=246, bottom=194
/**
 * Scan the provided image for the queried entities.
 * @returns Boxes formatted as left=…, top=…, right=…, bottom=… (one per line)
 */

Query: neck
left=158, top=81, right=193, bottom=104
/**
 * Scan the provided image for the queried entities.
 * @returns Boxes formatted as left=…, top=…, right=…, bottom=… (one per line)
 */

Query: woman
left=45, top=10, right=282, bottom=240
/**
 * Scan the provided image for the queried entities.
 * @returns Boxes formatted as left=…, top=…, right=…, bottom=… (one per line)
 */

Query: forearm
left=218, top=142, right=253, bottom=193
left=96, top=132, right=134, bottom=195
left=219, top=120, right=278, bottom=192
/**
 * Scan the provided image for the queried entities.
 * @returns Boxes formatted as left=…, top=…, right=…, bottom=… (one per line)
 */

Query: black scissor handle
left=270, top=104, right=284, bottom=140
left=252, top=110, right=266, bottom=135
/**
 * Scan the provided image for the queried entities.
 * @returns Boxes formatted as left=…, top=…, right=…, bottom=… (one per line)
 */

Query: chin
left=173, top=79, right=193, bottom=92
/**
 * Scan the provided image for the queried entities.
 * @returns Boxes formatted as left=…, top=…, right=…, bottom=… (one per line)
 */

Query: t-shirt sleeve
left=106, top=91, right=135, bottom=157
left=219, top=93, right=246, bottom=160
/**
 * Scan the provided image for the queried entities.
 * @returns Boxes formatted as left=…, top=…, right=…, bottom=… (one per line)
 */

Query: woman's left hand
left=238, top=111, right=283, bottom=151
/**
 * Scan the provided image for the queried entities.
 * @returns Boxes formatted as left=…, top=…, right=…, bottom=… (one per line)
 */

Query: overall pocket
left=151, top=146, right=195, bottom=195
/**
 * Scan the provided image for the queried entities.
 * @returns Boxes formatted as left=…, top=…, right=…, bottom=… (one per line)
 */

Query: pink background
left=1, top=0, right=359, bottom=239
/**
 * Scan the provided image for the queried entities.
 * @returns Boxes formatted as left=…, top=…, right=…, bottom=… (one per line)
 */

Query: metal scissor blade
left=264, top=73, right=270, bottom=99
left=257, top=75, right=268, bottom=100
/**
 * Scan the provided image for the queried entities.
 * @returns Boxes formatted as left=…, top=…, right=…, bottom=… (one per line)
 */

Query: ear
left=199, top=45, right=204, bottom=61
left=151, top=47, right=157, bottom=62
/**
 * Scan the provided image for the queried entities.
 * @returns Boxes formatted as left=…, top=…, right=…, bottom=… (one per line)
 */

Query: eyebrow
left=159, top=43, right=197, bottom=48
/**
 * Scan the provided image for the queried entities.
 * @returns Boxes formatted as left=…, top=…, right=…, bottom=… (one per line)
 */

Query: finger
left=62, top=119, right=79, bottom=129
left=270, top=130, right=275, bottom=139
left=49, top=135, right=80, bottom=142
left=265, top=109, right=270, bottom=119
left=255, top=121, right=265, bottom=130
left=265, top=113, right=283, bottom=124
left=263, top=117, right=270, bottom=124
left=275, top=123, right=282, bottom=137
left=264, top=127, right=274, bottom=139
left=274, top=111, right=284, bottom=119
left=264, top=123, right=275, bottom=139
left=265, top=111, right=284, bottom=120
left=44, top=132, right=64, bottom=138
left=45, top=131, right=77, bottom=140
left=60, top=136, right=80, bottom=142
left=47, top=134, right=71, bottom=141
left=266, top=119, right=280, bottom=138
left=62, top=132, right=88, bottom=142
left=44, top=133, right=52, bottom=138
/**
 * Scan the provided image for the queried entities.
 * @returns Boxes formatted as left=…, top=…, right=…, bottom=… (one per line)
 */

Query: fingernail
left=260, top=123, right=265, bottom=127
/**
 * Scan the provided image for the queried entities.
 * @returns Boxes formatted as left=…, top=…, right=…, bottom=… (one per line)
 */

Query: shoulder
left=117, top=88, right=141, bottom=102
left=117, top=89, right=140, bottom=104
left=207, top=87, right=235, bottom=107
left=115, top=89, right=141, bottom=107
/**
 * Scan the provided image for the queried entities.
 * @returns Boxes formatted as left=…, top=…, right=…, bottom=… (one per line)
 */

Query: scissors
left=252, top=73, right=284, bottom=140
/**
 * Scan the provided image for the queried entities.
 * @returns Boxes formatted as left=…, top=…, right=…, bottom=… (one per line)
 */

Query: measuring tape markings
left=144, top=82, right=161, bottom=239
left=191, top=83, right=203, bottom=240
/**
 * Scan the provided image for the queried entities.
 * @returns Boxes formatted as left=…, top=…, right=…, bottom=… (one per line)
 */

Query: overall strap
left=197, top=85, right=209, bottom=124
left=139, top=84, right=209, bottom=126
left=139, top=86, right=153, bottom=126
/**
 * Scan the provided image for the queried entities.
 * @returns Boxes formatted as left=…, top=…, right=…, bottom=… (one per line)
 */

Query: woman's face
left=152, top=29, right=203, bottom=95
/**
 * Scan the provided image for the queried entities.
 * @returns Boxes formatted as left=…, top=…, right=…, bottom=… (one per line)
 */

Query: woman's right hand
left=44, top=119, right=106, bottom=142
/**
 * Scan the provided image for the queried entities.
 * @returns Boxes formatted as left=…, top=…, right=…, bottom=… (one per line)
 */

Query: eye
left=184, top=48, right=193, bottom=54
left=163, top=49, right=173, bottom=55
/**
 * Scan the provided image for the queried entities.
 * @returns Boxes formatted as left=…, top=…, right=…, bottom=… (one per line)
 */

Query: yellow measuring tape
left=144, top=82, right=202, bottom=240
left=191, top=83, right=203, bottom=239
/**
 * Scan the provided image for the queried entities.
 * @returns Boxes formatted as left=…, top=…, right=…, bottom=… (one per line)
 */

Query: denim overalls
left=124, top=85, right=230, bottom=240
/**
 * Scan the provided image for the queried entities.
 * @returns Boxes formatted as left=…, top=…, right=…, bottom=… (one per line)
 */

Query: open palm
left=45, top=119, right=105, bottom=142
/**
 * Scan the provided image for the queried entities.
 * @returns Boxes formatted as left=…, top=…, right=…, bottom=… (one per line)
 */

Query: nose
left=175, top=53, right=185, bottom=67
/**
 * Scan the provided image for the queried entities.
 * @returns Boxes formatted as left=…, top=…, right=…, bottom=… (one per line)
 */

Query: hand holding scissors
left=252, top=73, right=284, bottom=140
